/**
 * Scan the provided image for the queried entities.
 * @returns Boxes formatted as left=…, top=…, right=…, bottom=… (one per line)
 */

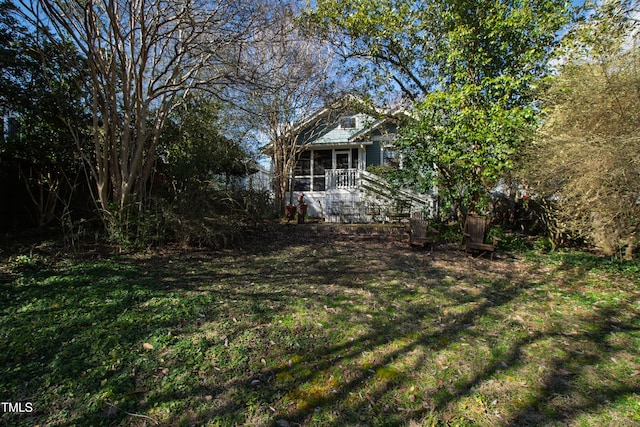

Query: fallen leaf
left=143, top=343, right=154, bottom=350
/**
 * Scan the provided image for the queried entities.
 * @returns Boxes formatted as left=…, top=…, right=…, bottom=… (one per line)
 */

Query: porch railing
left=326, top=169, right=359, bottom=190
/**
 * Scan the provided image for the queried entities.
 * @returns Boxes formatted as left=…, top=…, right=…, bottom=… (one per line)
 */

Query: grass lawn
left=1, top=225, right=639, bottom=426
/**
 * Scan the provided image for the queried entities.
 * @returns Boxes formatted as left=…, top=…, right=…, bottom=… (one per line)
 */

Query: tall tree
left=17, top=0, right=259, bottom=227
left=235, top=1, right=342, bottom=214
left=308, top=0, right=571, bottom=218
left=521, top=0, right=640, bottom=258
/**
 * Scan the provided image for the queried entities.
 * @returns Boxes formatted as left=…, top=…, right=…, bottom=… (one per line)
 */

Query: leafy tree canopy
left=159, top=96, right=249, bottom=191
left=1, top=0, right=90, bottom=160
left=308, top=0, right=571, bottom=217
left=0, top=0, right=91, bottom=226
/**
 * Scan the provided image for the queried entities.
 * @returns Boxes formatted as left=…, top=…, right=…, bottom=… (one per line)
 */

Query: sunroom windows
left=294, top=148, right=360, bottom=192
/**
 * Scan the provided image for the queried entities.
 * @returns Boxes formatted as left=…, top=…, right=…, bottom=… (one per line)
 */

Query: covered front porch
left=297, top=169, right=436, bottom=223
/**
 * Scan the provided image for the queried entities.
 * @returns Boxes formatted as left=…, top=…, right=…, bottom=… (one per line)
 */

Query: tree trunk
left=625, top=235, right=636, bottom=261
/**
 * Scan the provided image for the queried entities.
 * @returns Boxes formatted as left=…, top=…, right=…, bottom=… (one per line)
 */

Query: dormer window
left=339, top=116, right=356, bottom=129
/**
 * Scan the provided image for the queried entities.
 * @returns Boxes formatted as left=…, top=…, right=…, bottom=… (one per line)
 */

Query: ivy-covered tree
left=308, top=0, right=571, bottom=219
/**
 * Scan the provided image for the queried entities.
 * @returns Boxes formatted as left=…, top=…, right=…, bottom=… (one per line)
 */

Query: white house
left=282, top=104, right=436, bottom=223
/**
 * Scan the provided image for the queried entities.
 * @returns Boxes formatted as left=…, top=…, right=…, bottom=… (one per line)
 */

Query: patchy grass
left=1, top=226, right=639, bottom=426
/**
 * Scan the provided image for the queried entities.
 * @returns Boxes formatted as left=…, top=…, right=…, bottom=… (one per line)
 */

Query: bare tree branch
left=18, top=0, right=260, bottom=217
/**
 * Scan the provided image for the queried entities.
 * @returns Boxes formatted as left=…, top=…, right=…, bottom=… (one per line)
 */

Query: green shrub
left=101, top=189, right=274, bottom=250
left=433, top=222, right=462, bottom=243
left=366, top=165, right=394, bottom=179
left=533, top=237, right=553, bottom=253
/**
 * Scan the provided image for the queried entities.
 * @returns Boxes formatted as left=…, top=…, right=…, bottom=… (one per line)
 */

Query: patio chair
left=462, top=213, right=501, bottom=259
left=408, top=212, right=438, bottom=251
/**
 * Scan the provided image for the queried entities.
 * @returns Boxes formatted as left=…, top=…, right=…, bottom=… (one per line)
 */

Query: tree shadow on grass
left=116, top=235, right=542, bottom=425
left=0, top=260, right=200, bottom=425
left=504, top=304, right=640, bottom=426
left=1, top=226, right=639, bottom=426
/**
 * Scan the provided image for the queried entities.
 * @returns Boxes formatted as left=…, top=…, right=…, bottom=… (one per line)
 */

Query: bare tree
left=233, top=1, right=344, bottom=215
left=521, top=0, right=640, bottom=258
left=18, top=0, right=258, bottom=224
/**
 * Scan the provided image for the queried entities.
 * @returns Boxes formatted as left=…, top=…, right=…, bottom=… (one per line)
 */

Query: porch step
left=321, top=169, right=437, bottom=223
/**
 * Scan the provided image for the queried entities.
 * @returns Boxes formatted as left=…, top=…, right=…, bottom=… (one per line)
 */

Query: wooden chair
left=462, top=213, right=501, bottom=259
left=408, top=212, right=438, bottom=251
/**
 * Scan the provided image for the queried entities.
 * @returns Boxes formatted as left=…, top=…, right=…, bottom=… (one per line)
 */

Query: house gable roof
left=299, top=111, right=377, bottom=146
left=262, top=96, right=408, bottom=153
left=294, top=97, right=404, bottom=147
